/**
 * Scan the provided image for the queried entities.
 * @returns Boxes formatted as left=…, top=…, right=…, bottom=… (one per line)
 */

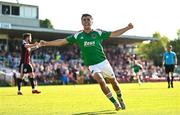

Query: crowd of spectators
left=0, top=41, right=167, bottom=85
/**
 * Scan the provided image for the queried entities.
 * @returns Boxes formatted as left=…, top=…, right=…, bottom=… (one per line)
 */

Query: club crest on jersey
left=23, top=68, right=27, bottom=72
left=91, top=34, right=96, bottom=39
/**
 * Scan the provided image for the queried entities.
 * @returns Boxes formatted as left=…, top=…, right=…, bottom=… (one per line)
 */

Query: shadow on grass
left=72, top=110, right=117, bottom=115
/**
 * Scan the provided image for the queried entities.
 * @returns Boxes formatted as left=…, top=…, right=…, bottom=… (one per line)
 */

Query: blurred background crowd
left=1, top=40, right=175, bottom=86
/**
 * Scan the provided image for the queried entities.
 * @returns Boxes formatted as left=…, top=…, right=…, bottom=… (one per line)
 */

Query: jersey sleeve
left=66, top=34, right=77, bottom=44
left=100, top=30, right=111, bottom=40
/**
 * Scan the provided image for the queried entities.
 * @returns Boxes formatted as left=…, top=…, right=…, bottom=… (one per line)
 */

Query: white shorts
left=88, top=59, right=115, bottom=78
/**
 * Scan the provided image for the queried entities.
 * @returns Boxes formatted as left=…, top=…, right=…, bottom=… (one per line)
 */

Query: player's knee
left=110, top=80, right=119, bottom=88
left=94, top=76, right=105, bottom=84
left=93, top=73, right=107, bottom=86
left=98, top=79, right=106, bottom=85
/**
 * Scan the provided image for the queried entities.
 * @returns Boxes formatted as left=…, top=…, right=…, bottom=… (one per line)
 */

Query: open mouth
left=84, top=23, right=90, bottom=26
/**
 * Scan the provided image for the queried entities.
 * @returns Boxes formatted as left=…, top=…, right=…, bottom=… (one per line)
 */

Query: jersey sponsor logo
left=84, top=41, right=95, bottom=47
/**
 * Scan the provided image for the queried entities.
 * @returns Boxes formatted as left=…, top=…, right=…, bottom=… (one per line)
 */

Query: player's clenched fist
left=127, top=23, right=133, bottom=29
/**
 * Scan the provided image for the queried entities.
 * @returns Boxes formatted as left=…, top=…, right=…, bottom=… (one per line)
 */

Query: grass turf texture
left=0, top=82, right=180, bottom=115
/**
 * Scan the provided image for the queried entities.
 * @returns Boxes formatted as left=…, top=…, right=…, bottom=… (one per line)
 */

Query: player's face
left=81, top=16, right=93, bottom=29
left=167, top=46, right=172, bottom=52
left=27, top=36, right=32, bottom=43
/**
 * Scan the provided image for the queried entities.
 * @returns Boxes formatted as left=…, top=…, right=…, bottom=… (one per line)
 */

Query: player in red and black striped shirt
left=17, top=33, right=41, bottom=95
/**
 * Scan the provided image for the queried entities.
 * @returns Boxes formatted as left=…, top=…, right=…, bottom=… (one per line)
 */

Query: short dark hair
left=23, top=33, right=31, bottom=39
left=81, top=14, right=93, bottom=20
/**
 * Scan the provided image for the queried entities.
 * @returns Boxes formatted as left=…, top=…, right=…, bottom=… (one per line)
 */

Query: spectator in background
left=62, top=71, right=69, bottom=85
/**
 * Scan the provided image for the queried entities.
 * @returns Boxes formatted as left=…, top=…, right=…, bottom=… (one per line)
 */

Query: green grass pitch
left=0, top=82, right=180, bottom=115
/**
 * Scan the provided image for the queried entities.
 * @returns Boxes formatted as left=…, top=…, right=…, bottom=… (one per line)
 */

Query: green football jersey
left=66, top=29, right=111, bottom=66
left=132, top=64, right=142, bottom=73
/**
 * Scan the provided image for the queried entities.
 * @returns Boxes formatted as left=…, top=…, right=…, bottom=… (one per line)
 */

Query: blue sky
left=2, top=0, right=180, bottom=39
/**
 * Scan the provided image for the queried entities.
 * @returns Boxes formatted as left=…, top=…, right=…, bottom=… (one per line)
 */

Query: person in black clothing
left=17, top=33, right=41, bottom=95
left=13, top=71, right=17, bottom=86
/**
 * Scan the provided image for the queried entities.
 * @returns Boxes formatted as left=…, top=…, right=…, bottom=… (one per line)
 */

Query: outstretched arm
left=110, top=23, right=133, bottom=37
left=24, top=42, right=39, bottom=49
left=40, top=38, right=68, bottom=46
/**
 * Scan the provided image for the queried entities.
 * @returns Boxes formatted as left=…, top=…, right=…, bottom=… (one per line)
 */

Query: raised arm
left=110, top=23, right=133, bottom=37
left=24, top=42, right=39, bottom=48
left=40, top=38, right=68, bottom=46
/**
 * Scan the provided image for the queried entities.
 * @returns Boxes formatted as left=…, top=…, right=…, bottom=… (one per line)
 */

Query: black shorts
left=19, top=63, right=34, bottom=74
left=164, top=64, right=175, bottom=73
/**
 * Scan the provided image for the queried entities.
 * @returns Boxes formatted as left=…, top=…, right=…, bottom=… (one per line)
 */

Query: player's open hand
left=40, top=40, right=47, bottom=46
left=34, top=42, right=41, bottom=48
left=127, top=23, right=133, bottom=29
left=34, top=41, right=39, bottom=45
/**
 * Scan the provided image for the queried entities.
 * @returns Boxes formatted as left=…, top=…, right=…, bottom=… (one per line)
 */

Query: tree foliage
left=169, top=29, right=180, bottom=64
left=177, top=29, right=180, bottom=39
left=136, top=32, right=169, bottom=66
left=40, top=19, right=53, bottom=28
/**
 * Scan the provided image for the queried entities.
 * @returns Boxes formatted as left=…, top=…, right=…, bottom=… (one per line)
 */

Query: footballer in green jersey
left=66, top=29, right=111, bottom=66
left=131, top=60, right=143, bottom=85
left=40, top=13, right=133, bottom=111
